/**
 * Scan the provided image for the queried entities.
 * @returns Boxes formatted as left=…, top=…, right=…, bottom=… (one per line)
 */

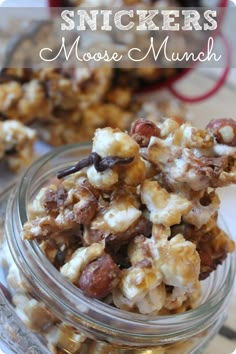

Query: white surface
left=218, top=186, right=236, bottom=240
left=1, top=0, right=47, bottom=6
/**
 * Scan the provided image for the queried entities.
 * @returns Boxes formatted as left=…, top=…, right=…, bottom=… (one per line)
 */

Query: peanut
left=78, top=254, right=120, bottom=299
left=207, top=118, right=236, bottom=146
left=130, top=119, right=160, bottom=147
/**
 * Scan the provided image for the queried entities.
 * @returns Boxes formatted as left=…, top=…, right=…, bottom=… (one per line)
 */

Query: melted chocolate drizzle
left=57, top=152, right=134, bottom=179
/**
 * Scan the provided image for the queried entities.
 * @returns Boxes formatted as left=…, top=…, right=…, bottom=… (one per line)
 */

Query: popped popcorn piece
left=87, top=189, right=142, bottom=235
left=136, top=283, right=166, bottom=314
left=218, top=158, right=236, bottom=187
left=159, top=118, right=180, bottom=138
left=198, top=225, right=235, bottom=280
left=22, top=215, right=57, bottom=240
left=112, top=287, right=135, bottom=312
left=18, top=80, right=51, bottom=123
left=128, top=234, right=152, bottom=265
left=183, top=191, right=220, bottom=229
left=118, top=265, right=163, bottom=303
left=7, top=262, right=29, bottom=293
left=213, top=143, right=236, bottom=158
left=0, top=82, right=23, bottom=114
left=46, top=324, right=86, bottom=354
left=40, top=240, right=59, bottom=264
left=164, top=287, right=188, bottom=311
left=152, top=224, right=171, bottom=242
left=172, top=123, right=213, bottom=149
left=104, top=216, right=152, bottom=252
left=141, top=180, right=192, bottom=226
left=113, top=264, right=166, bottom=315
left=13, top=294, right=57, bottom=331
left=87, top=165, right=119, bottom=190
left=23, top=176, right=99, bottom=240
left=92, top=127, right=139, bottom=158
left=0, top=120, right=36, bottom=171
left=0, top=240, right=14, bottom=269
left=153, top=234, right=200, bottom=290
left=0, top=79, right=49, bottom=123
left=27, top=185, right=57, bottom=219
left=1, top=241, right=30, bottom=292
left=60, top=243, right=104, bottom=283
left=112, top=242, right=167, bottom=315
left=141, top=135, right=174, bottom=167
left=104, top=203, right=141, bottom=233
left=121, top=156, right=146, bottom=186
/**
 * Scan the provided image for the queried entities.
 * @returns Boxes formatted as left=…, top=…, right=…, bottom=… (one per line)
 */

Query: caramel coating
left=22, top=119, right=235, bottom=321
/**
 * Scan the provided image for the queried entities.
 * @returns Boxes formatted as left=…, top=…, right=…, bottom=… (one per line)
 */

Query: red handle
left=48, top=0, right=228, bottom=8
left=48, top=0, right=63, bottom=6
left=168, top=32, right=231, bottom=103
left=48, top=0, right=229, bottom=104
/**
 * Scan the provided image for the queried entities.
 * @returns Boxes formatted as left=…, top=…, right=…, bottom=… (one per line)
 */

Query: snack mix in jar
left=1, top=116, right=235, bottom=353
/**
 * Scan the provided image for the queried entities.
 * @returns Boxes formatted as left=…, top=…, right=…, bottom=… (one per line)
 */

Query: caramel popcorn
left=153, top=234, right=200, bottom=290
left=45, top=324, right=86, bottom=354
left=2, top=116, right=231, bottom=353
left=13, top=293, right=57, bottom=332
left=140, top=180, right=192, bottom=226
left=60, top=243, right=104, bottom=283
left=0, top=67, right=142, bottom=146
left=22, top=117, right=235, bottom=318
left=0, top=120, right=36, bottom=171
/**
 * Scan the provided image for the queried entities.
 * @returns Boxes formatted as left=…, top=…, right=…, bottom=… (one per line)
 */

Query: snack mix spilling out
left=0, top=68, right=187, bottom=148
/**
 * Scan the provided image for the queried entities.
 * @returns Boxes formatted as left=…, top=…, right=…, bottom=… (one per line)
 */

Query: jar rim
left=7, top=143, right=236, bottom=343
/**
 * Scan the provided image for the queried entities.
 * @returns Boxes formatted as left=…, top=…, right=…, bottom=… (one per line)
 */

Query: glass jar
left=1, top=143, right=235, bottom=354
